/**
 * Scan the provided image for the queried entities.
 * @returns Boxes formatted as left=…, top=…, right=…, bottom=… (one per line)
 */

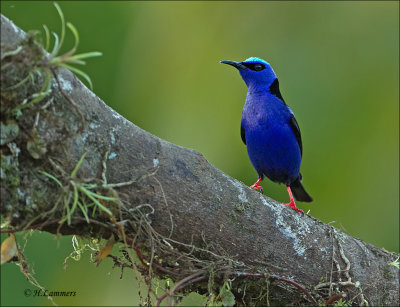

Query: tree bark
left=1, top=14, right=398, bottom=306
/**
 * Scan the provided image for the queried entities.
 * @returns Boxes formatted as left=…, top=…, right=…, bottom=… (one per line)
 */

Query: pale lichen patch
left=57, top=74, right=73, bottom=93
left=259, top=194, right=274, bottom=210
left=103, top=103, right=131, bottom=127
left=81, top=131, right=89, bottom=142
left=259, top=194, right=309, bottom=258
left=276, top=213, right=307, bottom=257
left=6, top=16, right=26, bottom=39
left=153, top=158, right=159, bottom=168
left=109, top=130, right=116, bottom=144
left=224, top=175, right=248, bottom=203
left=89, top=122, right=100, bottom=129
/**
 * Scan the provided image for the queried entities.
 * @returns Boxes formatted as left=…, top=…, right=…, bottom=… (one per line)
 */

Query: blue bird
left=221, top=57, right=313, bottom=213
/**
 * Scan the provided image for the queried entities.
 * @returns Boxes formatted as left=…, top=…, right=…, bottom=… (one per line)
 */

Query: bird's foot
left=283, top=200, right=304, bottom=216
left=250, top=183, right=263, bottom=192
left=250, top=178, right=263, bottom=192
left=284, top=185, right=304, bottom=215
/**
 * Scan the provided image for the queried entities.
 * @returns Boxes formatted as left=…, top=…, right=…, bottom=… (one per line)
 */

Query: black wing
left=288, top=113, right=303, bottom=156
left=241, top=124, right=246, bottom=145
left=270, top=78, right=302, bottom=155
left=269, top=78, right=286, bottom=105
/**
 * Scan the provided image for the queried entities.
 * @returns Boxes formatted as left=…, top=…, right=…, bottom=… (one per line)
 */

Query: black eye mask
left=241, top=62, right=266, bottom=71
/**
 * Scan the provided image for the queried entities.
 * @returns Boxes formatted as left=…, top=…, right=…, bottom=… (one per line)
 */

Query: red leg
left=250, top=177, right=263, bottom=192
left=283, top=185, right=303, bottom=215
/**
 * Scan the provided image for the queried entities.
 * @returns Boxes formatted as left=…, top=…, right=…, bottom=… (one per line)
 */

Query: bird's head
left=220, top=57, right=277, bottom=90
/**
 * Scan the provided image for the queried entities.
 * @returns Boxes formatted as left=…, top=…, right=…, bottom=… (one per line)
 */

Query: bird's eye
left=241, top=62, right=266, bottom=71
left=254, top=64, right=264, bottom=71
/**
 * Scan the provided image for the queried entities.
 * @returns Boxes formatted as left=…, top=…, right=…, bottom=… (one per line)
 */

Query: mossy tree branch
left=1, top=14, right=398, bottom=306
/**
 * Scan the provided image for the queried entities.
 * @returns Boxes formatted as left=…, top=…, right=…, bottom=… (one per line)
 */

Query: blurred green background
left=1, top=1, right=398, bottom=306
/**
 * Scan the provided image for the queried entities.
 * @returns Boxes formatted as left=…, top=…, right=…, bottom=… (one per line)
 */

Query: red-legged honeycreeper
left=221, top=57, right=313, bottom=214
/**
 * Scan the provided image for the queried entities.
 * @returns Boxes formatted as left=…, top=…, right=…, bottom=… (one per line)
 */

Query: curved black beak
left=220, top=60, right=248, bottom=70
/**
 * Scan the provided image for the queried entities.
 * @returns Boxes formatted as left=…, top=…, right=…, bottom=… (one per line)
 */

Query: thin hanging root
left=153, top=269, right=319, bottom=307
left=338, top=240, right=351, bottom=282
left=270, top=274, right=318, bottom=306
left=13, top=235, right=57, bottom=306
left=101, top=146, right=111, bottom=184
left=315, top=227, right=369, bottom=306
left=336, top=233, right=368, bottom=306
left=234, top=272, right=318, bottom=306
left=131, top=244, right=183, bottom=277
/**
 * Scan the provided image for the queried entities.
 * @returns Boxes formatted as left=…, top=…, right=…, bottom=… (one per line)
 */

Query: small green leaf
left=15, top=72, right=52, bottom=111
left=3, top=73, right=32, bottom=91
left=43, top=24, right=50, bottom=51
left=66, top=22, right=79, bottom=54
left=68, top=51, right=103, bottom=61
left=50, top=31, right=60, bottom=58
left=77, top=200, right=90, bottom=224
left=70, top=152, right=87, bottom=178
left=63, top=58, right=86, bottom=65
left=70, top=183, right=78, bottom=217
left=39, top=171, right=62, bottom=187
left=220, top=289, right=235, bottom=306
left=53, top=2, right=65, bottom=52
left=390, top=257, right=399, bottom=269
left=91, top=202, right=97, bottom=217
left=219, top=283, right=235, bottom=307
left=79, top=186, right=112, bottom=215
left=61, top=193, right=72, bottom=225
left=81, top=189, right=117, bottom=201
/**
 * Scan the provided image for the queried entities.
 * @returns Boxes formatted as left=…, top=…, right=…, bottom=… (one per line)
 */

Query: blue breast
left=242, top=92, right=301, bottom=185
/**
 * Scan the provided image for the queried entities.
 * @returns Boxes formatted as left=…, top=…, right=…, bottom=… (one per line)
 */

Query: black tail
left=290, top=176, right=313, bottom=202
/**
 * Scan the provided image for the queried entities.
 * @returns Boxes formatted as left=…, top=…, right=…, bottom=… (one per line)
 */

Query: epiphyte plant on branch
left=2, top=1, right=102, bottom=157
left=41, top=2, right=102, bottom=89
left=39, top=152, right=115, bottom=227
left=4, top=1, right=101, bottom=111
left=0, top=0, right=106, bottom=268
left=221, top=57, right=313, bottom=214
